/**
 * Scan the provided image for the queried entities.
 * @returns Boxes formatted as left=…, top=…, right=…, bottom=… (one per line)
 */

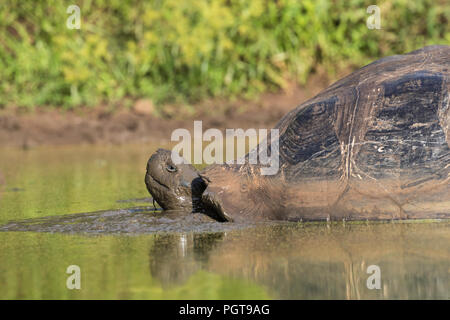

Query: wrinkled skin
left=145, top=149, right=250, bottom=222
left=145, top=149, right=291, bottom=222
left=145, top=149, right=206, bottom=212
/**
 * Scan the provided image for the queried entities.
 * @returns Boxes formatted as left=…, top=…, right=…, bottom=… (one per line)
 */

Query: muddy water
left=0, top=145, right=448, bottom=299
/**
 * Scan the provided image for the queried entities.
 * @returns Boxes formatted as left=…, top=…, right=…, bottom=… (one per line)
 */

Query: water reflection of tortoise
left=148, top=233, right=223, bottom=287
left=148, top=224, right=450, bottom=299
left=145, top=45, right=450, bottom=222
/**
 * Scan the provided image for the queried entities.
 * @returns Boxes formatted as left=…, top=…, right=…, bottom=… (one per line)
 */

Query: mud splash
left=0, top=205, right=259, bottom=234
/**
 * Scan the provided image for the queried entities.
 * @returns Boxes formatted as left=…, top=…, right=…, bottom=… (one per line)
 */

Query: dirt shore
left=0, top=76, right=330, bottom=148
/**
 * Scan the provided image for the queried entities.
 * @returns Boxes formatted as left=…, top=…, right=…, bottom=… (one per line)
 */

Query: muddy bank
left=0, top=78, right=329, bottom=148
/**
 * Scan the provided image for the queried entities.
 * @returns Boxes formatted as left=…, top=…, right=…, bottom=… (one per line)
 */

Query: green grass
left=0, top=0, right=449, bottom=111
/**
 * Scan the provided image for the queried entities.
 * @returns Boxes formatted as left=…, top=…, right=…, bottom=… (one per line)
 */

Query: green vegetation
left=0, top=0, right=449, bottom=110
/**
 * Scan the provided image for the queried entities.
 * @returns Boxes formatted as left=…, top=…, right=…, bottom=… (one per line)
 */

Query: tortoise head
left=145, top=149, right=206, bottom=212
left=145, top=148, right=233, bottom=222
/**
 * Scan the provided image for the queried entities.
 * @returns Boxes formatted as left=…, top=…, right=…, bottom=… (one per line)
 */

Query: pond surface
left=0, top=145, right=448, bottom=299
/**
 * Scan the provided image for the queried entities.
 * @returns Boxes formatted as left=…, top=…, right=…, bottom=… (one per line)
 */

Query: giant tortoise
left=145, top=45, right=450, bottom=222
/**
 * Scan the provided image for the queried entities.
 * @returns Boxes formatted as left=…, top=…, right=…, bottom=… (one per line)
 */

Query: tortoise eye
left=166, top=164, right=177, bottom=172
